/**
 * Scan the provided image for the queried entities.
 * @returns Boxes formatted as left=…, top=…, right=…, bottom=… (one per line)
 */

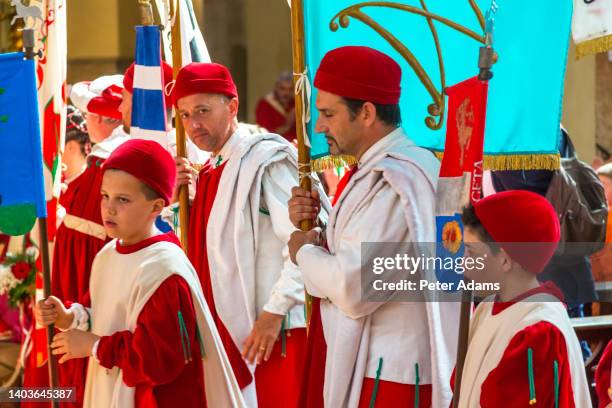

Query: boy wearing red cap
left=51, top=74, right=130, bottom=406
left=288, top=46, right=457, bottom=408
left=455, top=190, right=590, bottom=407
left=172, top=62, right=317, bottom=407
left=36, top=139, right=244, bottom=408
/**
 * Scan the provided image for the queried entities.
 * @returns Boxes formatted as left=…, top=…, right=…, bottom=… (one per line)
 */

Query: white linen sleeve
left=91, top=339, right=100, bottom=362
left=259, top=159, right=308, bottom=316
left=296, top=185, right=410, bottom=319
left=62, top=303, right=92, bottom=332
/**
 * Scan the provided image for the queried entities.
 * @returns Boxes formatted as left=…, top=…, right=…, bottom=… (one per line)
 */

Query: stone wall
left=596, top=53, right=612, bottom=159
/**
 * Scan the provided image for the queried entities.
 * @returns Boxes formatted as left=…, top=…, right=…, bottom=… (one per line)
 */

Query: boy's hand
left=51, top=330, right=100, bottom=364
left=242, top=311, right=284, bottom=365
left=35, top=296, right=73, bottom=331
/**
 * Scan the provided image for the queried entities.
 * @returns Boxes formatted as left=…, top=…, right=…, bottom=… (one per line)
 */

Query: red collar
left=491, top=281, right=565, bottom=315
left=115, top=232, right=181, bottom=254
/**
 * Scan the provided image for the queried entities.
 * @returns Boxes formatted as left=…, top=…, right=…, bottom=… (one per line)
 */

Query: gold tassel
left=311, top=154, right=358, bottom=172
left=433, top=152, right=560, bottom=171
left=576, top=34, right=612, bottom=59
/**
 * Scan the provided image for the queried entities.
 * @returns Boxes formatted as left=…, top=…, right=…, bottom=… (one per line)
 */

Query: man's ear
left=360, top=102, right=377, bottom=127
left=228, top=97, right=239, bottom=118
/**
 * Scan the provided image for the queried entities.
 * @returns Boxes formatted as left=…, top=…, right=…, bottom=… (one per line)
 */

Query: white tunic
left=83, top=239, right=244, bottom=408
left=296, top=128, right=460, bottom=408
left=458, top=292, right=591, bottom=407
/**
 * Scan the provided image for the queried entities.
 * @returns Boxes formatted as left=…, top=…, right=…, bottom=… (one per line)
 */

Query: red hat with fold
left=70, top=75, right=124, bottom=120
left=171, top=62, right=238, bottom=106
left=102, top=139, right=176, bottom=206
left=473, top=190, right=561, bottom=274
left=123, top=61, right=174, bottom=106
left=314, top=46, right=402, bottom=105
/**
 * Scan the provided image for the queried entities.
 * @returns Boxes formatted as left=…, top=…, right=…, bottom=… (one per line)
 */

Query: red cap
left=102, top=139, right=176, bottom=206
left=171, top=62, right=238, bottom=106
left=70, top=75, right=124, bottom=120
left=314, top=46, right=401, bottom=104
left=473, top=190, right=561, bottom=274
left=123, top=62, right=174, bottom=107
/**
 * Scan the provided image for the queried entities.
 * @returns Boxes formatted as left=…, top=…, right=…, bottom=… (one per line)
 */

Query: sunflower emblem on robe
left=441, top=220, right=462, bottom=254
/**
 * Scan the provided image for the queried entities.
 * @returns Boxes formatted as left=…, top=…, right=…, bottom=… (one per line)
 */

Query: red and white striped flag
left=21, top=1, right=67, bottom=394
left=36, top=0, right=67, bottom=241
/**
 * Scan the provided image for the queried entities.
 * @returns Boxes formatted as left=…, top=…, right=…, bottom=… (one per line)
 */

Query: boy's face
left=463, top=226, right=506, bottom=297
left=100, top=170, right=164, bottom=245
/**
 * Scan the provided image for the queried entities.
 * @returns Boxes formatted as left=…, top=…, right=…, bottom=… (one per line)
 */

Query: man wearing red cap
left=37, top=139, right=244, bottom=407
left=455, top=190, right=590, bottom=407
left=172, top=62, right=317, bottom=407
left=288, top=46, right=457, bottom=407
left=255, top=72, right=297, bottom=142
left=51, top=74, right=130, bottom=406
left=119, top=62, right=208, bottom=165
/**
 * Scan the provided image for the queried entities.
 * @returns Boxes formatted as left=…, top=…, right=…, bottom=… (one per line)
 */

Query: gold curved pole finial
left=330, top=2, right=485, bottom=130
left=468, top=0, right=486, bottom=31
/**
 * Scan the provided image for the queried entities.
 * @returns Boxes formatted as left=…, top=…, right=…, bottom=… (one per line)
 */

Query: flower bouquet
left=0, top=247, right=38, bottom=308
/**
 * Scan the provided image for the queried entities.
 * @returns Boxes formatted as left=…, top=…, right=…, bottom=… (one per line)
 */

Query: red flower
left=11, top=262, right=31, bottom=281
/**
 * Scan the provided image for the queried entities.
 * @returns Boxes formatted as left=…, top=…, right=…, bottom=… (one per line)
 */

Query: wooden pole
left=169, top=0, right=190, bottom=253
left=38, top=219, right=59, bottom=408
left=23, top=27, right=59, bottom=408
left=289, top=0, right=313, bottom=326
left=453, top=32, right=495, bottom=407
left=452, top=288, right=472, bottom=407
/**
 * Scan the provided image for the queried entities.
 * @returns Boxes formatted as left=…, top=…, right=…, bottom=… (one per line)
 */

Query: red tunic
left=50, top=157, right=108, bottom=407
left=595, top=340, right=612, bottom=408
left=450, top=284, right=577, bottom=407
left=188, top=161, right=253, bottom=389
left=52, top=157, right=108, bottom=306
left=96, top=233, right=205, bottom=408
left=255, top=96, right=296, bottom=142
left=188, top=160, right=306, bottom=405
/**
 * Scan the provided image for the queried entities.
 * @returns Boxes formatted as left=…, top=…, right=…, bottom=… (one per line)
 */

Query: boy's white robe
left=83, top=239, right=245, bottom=408
left=458, top=292, right=591, bottom=407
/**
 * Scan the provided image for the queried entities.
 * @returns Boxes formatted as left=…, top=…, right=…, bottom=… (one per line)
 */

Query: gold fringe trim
left=433, top=152, right=560, bottom=171
left=576, top=34, right=612, bottom=59
left=311, top=154, right=358, bottom=172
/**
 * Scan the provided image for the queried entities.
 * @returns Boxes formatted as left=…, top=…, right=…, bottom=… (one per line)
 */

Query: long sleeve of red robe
left=480, top=321, right=575, bottom=407
left=96, top=275, right=205, bottom=408
left=449, top=321, right=576, bottom=408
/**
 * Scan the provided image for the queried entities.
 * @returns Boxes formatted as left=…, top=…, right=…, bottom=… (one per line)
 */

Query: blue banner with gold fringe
left=302, top=0, right=572, bottom=171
